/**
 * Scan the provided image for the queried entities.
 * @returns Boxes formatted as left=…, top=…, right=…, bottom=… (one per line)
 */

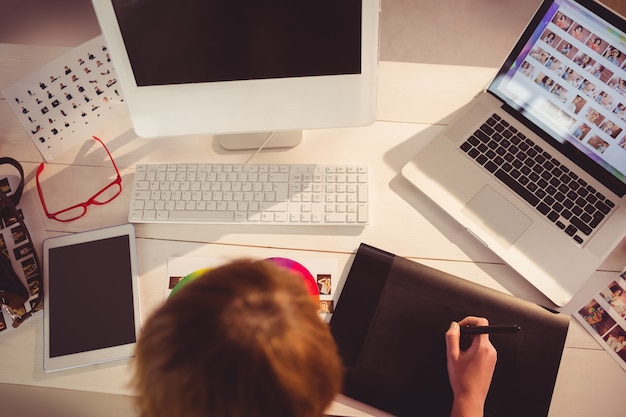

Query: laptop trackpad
left=462, top=185, right=532, bottom=248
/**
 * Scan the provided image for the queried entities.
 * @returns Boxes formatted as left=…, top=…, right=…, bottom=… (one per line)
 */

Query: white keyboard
left=129, top=163, right=369, bottom=226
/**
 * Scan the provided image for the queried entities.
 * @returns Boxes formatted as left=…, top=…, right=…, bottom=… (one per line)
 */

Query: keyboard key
left=571, top=216, right=592, bottom=235
left=495, top=169, right=539, bottom=206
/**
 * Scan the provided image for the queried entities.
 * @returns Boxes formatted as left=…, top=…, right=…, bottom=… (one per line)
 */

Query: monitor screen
left=91, top=0, right=379, bottom=146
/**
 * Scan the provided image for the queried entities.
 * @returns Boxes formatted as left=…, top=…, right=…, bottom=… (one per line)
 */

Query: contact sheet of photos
left=517, top=9, right=626, bottom=162
left=575, top=271, right=626, bottom=371
left=2, top=36, right=128, bottom=161
left=166, top=256, right=339, bottom=321
left=0, top=177, right=46, bottom=334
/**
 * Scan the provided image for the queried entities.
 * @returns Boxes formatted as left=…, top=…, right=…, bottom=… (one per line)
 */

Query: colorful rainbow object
left=169, top=258, right=320, bottom=300
left=169, top=268, right=211, bottom=298
left=265, top=257, right=320, bottom=300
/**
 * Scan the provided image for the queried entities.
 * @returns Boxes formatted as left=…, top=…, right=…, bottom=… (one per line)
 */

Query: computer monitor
left=91, top=0, right=380, bottom=150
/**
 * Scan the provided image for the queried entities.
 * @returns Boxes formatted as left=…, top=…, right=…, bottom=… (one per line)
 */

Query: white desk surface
left=1, top=43, right=626, bottom=417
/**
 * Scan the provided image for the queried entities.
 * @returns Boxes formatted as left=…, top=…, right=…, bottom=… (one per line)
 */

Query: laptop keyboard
left=460, top=113, right=615, bottom=245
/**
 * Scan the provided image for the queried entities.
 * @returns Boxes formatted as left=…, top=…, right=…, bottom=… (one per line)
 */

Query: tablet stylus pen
left=461, top=324, right=522, bottom=334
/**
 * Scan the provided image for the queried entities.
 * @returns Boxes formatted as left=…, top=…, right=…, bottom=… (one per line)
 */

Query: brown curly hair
left=133, top=259, right=343, bottom=417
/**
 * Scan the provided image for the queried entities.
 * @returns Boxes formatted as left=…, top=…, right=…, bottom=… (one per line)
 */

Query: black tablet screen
left=47, top=235, right=136, bottom=357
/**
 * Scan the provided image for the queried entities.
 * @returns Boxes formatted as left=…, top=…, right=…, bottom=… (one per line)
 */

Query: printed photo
left=594, top=90, right=615, bottom=110
left=578, top=78, right=598, bottom=97
left=319, top=300, right=334, bottom=314
left=599, top=119, right=622, bottom=139
left=546, top=56, right=565, bottom=74
left=569, top=24, right=590, bottom=43
left=317, top=274, right=332, bottom=295
left=573, top=52, right=595, bottom=70
left=613, top=102, right=626, bottom=121
left=572, top=122, right=591, bottom=140
left=553, top=12, right=573, bottom=31
left=584, top=107, right=605, bottom=126
left=586, top=63, right=614, bottom=83
left=608, top=76, right=626, bottom=96
left=556, top=40, right=578, bottom=59
left=540, top=29, right=562, bottom=48
left=587, top=35, right=609, bottom=55
left=604, top=325, right=626, bottom=362
left=587, top=135, right=610, bottom=154
left=520, top=61, right=535, bottom=78
left=577, top=299, right=616, bottom=336
left=561, top=67, right=583, bottom=87
left=10, top=225, right=27, bottom=245
left=567, top=95, right=587, bottom=114
left=530, top=47, right=550, bottom=64
left=603, top=46, right=625, bottom=68
left=600, top=281, right=626, bottom=317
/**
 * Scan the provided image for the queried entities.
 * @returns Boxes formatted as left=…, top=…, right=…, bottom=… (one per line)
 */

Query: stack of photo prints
left=575, top=270, right=626, bottom=371
left=0, top=177, right=46, bottom=334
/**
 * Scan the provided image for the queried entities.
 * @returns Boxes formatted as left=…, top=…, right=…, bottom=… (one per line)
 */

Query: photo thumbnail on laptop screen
left=490, top=0, right=626, bottom=187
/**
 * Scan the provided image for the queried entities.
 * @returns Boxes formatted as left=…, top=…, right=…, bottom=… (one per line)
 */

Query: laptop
left=402, top=0, right=626, bottom=306
left=330, top=243, right=569, bottom=417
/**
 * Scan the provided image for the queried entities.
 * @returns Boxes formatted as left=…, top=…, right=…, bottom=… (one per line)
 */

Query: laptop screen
left=489, top=0, right=626, bottom=194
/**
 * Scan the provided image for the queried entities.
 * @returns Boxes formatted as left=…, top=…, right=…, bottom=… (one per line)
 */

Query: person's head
left=133, top=259, right=343, bottom=417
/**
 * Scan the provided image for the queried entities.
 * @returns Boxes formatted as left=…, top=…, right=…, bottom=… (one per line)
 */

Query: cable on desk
left=244, top=132, right=276, bottom=164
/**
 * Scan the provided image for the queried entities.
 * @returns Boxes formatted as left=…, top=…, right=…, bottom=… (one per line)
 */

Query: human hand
left=445, top=316, right=497, bottom=417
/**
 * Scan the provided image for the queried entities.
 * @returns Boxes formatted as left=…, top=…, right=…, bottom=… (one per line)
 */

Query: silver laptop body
left=403, top=0, right=626, bottom=306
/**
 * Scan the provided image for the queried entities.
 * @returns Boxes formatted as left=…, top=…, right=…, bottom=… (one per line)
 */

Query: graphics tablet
left=331, top=243, right=570, bottom=417
left=43, top=224, right=140, bottom=372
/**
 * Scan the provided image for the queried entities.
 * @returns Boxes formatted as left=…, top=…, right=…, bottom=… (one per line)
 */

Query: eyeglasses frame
left=36, top=136, right=123, bottom=222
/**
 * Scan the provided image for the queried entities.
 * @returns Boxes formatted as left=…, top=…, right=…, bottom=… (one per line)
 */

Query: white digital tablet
left=43, top=224, right=141, bottom=372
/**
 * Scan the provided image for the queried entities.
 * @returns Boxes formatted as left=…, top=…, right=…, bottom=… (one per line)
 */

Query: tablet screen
left=43, top=224, right=140, bottom=371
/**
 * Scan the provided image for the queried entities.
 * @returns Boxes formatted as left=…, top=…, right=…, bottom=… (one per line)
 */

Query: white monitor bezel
left=91, top=0, right=380, bottom=138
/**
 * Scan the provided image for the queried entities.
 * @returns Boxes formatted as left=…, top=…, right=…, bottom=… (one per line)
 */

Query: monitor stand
left=217, top=130, right=303, bottom=151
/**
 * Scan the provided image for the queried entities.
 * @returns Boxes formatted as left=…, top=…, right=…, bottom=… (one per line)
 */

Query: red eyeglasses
left=36, top=136, right=122, bottom=222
